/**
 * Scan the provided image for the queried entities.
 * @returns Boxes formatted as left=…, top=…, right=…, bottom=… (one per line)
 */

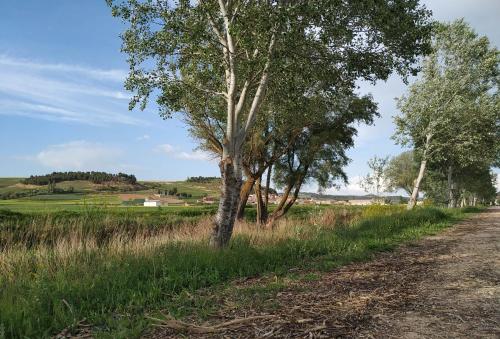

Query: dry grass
left=0, top=208, right=360, bottom=279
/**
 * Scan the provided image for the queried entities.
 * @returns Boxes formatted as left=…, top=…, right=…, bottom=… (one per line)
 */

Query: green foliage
left=424, top=164, right=497, bottom=205
left=186, top=176, right=220, bottom=183
left=108, top=0, right=432, bottom=120
left=394, top=20, right=498, bottom=165
left=394, top=19, right=499, bottom=207
left=385, top=151, right=419, bottom=195
left=23, top=171, right=138, bottom=186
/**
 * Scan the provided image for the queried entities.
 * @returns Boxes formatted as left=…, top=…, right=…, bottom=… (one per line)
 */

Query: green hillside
left=0, top=177, right=221, bottom=212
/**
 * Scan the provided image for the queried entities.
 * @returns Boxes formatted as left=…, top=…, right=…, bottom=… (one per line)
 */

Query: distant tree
left=186, top=176, right=220, bottom=183
left=360, top=156, right=389, bottom=197
left=385, top=151, right=419, bottom=196
left=423, top=164, right=497, bottom=206
left=394, top=20, right=499, bottom=209
left=47, top=180, right=56, bottom=194
left=23, top=171, right=137, bottom=185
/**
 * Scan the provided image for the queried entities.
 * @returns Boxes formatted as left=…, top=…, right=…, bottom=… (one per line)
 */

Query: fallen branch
left=148, top=313, right=276, bottom=334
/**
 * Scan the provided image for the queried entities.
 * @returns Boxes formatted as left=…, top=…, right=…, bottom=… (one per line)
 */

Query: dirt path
left=151, top=208, right=500, bottom=338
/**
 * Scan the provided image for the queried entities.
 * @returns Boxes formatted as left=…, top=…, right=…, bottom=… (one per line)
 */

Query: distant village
left=142, top=192, right=408, bottom=207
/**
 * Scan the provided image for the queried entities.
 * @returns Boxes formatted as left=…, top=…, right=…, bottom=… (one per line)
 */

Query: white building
left=144, top=199, right=161, bottom=207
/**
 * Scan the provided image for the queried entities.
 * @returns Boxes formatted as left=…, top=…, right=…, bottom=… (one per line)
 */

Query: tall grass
left=0, top=205, right=469, bottom=338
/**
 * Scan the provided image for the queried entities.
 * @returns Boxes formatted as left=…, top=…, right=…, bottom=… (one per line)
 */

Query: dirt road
left=152, top=208, right=500, bottom=338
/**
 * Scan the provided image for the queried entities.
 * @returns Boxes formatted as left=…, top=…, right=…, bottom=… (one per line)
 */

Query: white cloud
left=136, top=134, right=150, bottom=141
left=325, top=176, right=367, bottom=196
left=33, top=141, right=122, bottom=170
left=156, top=144, right=213, bottom=161
left=157, top=144, right=176, bottom=153
left=0, top=55, right=128, bottom=82
left=0, top=55, right=143, bottom=126
left=176, top=150, right=212, bottom=161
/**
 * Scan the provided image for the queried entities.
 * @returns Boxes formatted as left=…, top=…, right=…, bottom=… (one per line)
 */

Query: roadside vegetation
left=0, top=204, right=476, bottom=338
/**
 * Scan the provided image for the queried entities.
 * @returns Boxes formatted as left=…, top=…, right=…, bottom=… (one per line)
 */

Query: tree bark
left=255, top=177, right=266, bottom=225
left=407, top=134, right=431, bottom=210
left=407, top=159, right=426, bottom=209
left=236, top=176, right=256, bottom=220
left=210, top=158, right=242, bottom=248
left=264, top=164, right=272, bottom=210
left=447, top=165, right=456, bottom=208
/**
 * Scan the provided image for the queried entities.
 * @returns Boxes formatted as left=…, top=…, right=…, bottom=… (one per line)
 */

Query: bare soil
left=150, top=208, right=500, bottom=338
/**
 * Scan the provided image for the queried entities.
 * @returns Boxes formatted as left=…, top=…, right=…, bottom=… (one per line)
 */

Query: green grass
left=0, top=205, right=476, bottom=338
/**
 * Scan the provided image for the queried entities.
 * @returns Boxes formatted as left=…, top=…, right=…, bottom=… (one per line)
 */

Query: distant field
left=0, top=177, right=23, bottom=188
left=0, top=177, right=220, bottom=211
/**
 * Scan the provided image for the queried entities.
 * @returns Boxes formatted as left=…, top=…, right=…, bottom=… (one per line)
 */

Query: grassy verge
left=0, top=206, right=476, bottom=338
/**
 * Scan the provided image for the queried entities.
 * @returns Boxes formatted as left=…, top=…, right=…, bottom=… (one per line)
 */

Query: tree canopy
left=394, top=19, right=499, bottom=208
left=109, top=0, right=433, bottom=246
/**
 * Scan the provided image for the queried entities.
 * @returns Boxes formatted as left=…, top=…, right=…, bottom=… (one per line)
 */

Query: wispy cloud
left=0, top=54, right=143, bottom=126
left=23, top=140, right=123, bottom=170
left=156, top=143, right=214, bottom=161
left=0, top=55, right=128, bottom=82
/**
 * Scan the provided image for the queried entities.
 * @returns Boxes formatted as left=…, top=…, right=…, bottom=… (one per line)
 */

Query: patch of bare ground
left=148, top=208, right=499, bottom=338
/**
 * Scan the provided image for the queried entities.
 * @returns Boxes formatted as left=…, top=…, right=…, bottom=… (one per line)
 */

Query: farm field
left=0, top=203, right=478, bottom=338
left=0, top=177, right=221, bottom=212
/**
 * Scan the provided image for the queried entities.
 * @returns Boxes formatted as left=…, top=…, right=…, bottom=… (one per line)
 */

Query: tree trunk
left=236, top=176, right=255, bottom=220
left=447, top=165, right=456, bottom=208
left=255, top=177, right=268, bottom=225
left=264, top=164, right=272, bottom=210
left=407, top=159, right=427, bottom=210
left=210, top=158, right=242, bottom=248
left=266, top=182, right=301, bottom=226
left=266, top=171, right=306, bottom=227
left=264, top=182, right=292, bottom=227
left=407, top=134, right=431, bottom=210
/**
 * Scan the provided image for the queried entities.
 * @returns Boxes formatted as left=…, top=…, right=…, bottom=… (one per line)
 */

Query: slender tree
left=360, top=156, right=389, bottom=197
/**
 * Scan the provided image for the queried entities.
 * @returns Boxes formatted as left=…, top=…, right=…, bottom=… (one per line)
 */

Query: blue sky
left=0, top=0, right=499, bottom=194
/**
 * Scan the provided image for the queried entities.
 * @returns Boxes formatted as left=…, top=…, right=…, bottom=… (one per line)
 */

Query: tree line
left=23, top=171, right=137, bottom=186
left=109, top=0, right=432, bottom=247
left=392, top=20, right=498, bottom=209
left=360, top=21, right=498, bottom=208
left=109, top=1, right=498, bottom=247
left=186, top=176, right=220, bottom=183
left=363, top=151, right=497, bottom=207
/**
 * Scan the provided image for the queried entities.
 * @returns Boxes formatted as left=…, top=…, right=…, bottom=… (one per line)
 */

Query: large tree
left=394, top=19, right=499, bottom=209
left=109, top=0, right=432, bottom=247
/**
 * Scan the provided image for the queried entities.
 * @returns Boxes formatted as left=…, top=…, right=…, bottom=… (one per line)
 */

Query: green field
left=0, top=177, right=221, bottom=212
left=0, top=200, right=478, bottom=338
